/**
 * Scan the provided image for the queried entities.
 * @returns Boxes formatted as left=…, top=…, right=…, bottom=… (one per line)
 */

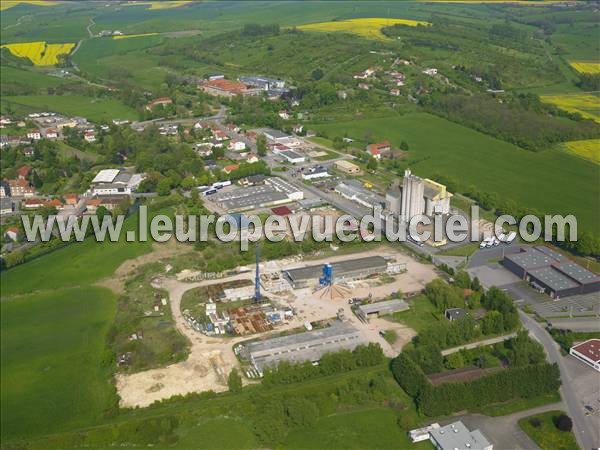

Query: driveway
left=445, top=402, right=564, bottom=450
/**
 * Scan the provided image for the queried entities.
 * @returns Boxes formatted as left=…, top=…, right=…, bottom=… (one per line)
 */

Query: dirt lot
left=116, top=246, right=438, bottom=407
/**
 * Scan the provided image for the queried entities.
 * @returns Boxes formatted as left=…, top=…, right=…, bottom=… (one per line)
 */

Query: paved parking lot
left=504, top=282, right=600, bottom=318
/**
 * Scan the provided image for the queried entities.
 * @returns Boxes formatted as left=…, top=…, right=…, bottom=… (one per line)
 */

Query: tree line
left=391, top=352, right=560, bottom=416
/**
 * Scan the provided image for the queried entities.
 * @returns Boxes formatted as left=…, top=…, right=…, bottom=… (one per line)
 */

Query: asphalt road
left=519, top=309, right=599, bottom=450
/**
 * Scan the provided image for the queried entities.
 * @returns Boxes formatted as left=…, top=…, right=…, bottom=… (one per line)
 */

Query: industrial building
left=503, top=247, right=600, bottom=298
left=334, top=160, right=361, bottom=174
left=243, top=321, right=368, bottom=375
left=264, top=177, right=304, bottom=201
left=209, top=177, right=303, bottom=212
left=386, top=169, right=453, bottom=222
left=569, top=339, right=600, bottom=372
left=90, top=168, right=144, bottom=196
left=279, top=150, right=305, bottom=164
left=302, top=167, right=330, bottom=180
left=357, top=299, right=409, bottom=321
left=335, top=180, right=386, bottom=210
left=283, top=256, right=388, bottom=288
left=429, top=421, right=492, bottom=450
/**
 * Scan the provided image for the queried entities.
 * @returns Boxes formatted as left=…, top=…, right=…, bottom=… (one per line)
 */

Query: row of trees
left=262, top=343, right=384, bottom=385
left=391, top=352, right=561, bottom=416
left=424, top=93, right=600, bottom=151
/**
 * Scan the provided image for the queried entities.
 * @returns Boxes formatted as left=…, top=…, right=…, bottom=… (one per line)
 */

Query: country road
left=519, top=310, right=600, bottom=450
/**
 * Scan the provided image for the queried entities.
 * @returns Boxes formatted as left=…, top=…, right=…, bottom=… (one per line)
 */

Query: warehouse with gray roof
left=504, top=246, right=600, bottom=298
left=283, top=256, right=388, bottom=288
left=209, top=177, right=303, bottom=212
left=243, top=322, right=367, bottom=375
left=429, top=421, right=492, bottom=450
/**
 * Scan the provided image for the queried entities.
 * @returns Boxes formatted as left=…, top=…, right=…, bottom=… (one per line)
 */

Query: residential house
left=85, top=198, right=102, bottom=213
left=17, top=166, right=31, bottom=180
left=278, top=110, right=290, bottom=120
left=84, top=131, right=96, bottom=143
left=0, top=116, right=12, bottom=128
left=229, top=140, right=246, bottom=151
left=423, top=68, right=438, bottom=76
left=357, top=83, right=370, bottom=90
left=22, top=147, right=35, bottom=158
left=27, top=130, right=41, bottom=140
left=23, top=198, right=46, bottom=209
left=292, top=124, right=304, bottom=134
left=213, top=129, right=228, bottom=141
left=45, top=129, right=59, bottom=139
left=64, top=193, right=79, bottom=205
left=7, top=179, right=35, bottom=197
left=366, top=141, right=391, bottom=160
left=4, top=226, right=18, bottom=242
left=246, top=152, right=259, bottom=164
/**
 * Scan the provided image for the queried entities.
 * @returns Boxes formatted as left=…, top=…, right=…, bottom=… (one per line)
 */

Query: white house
left=229, top=140, right=246, bottom=151
left=278, top=110, right=290, bottom=120
left=246, top=152, right=259, bottom=164
left=27, top=130, right=41, bottom=140
left=84, top=131, right=96, bottom=143
left=423, top=68, right=438, bottom=76
left=45, top=129, right=59, bottom=139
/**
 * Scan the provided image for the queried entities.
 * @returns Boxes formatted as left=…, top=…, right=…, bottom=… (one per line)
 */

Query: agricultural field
left=1, top=287, right=118, bottom=440
left=311, top=113, right=600, bottom=233
left=1, top=41, right=75, bottom=65
left=113, top=32, right=159, bottom=40
left=563, top=139, right=600, bottom=164
left=0, top=0, right=58, bottom=11
left=540, top=93, right=600, bottom=124
left=569, top=62, right=600, bottom=74
left=298, top=17, right=430, bottom=40
left=124, top=1, right=192, bottom=10
left=0, top=210, right=161, bottom=442
left=1, top=94, right=139, bottom=123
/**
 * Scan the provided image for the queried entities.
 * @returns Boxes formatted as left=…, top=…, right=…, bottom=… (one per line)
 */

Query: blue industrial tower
left=319, top=263, right=333, bottom=287
left=254, top=242, right=261, bottom=301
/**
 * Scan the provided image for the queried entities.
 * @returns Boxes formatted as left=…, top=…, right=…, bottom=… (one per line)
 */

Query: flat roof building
left=244, top=322, right=367, bottom=375
left=570, top=339, right=600, bottom=372
left=335, top=180, right=385, bottom=210
left=210, top=177, right=303, bottom=212
left=504, top=247, right=600, bottom=298
left=334, top=160, right=361, bottom=174
left=302, top=167, right=330, bottom=180
left=280, top=150, right=305, bottom=164
left=358, top=299, right=409, bottom=319
left=283, top=256, right=388, bottom=288
left=429, top=421, right=492, bottom=450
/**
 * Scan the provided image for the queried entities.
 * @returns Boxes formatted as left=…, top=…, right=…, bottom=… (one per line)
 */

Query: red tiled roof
left=223, top=164, right=240, bottom=173
left=271, top=206, right=292, bottom=216
left=572, top=339, right=600, bottom=363
left=203, top=79, right=247, bottom=93
left=17, top=166, right=31, bottom=178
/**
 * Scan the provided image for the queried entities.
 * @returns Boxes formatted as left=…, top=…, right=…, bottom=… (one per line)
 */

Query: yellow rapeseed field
left=1, top=41, right=75, bottom=65
left=540, top=93, right=600, bottom=123
left=125, top=1, right=191, bottom=9
left=298, top=18, right=430, bottom=40
left=569, top=62, right=600, bottom=74
left=0, top=1, right=58, bottom=11
left=563, top=139, right=600, bottom=164
left=113, top=33, right=159, bottom=40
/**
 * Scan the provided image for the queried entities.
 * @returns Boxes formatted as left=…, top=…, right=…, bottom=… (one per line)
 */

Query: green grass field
left=1, top=94, right=138, bottom=123
left=392, top=295, right=441, bottom=333
left=0, top=212, right=157, bottom=441
left=1, top=65, right=70, bottom=89
left=284, top=407, right=430, bottom=450
left=1, top=286, right=117, bottom=440
left=312, top=113, right=599, bottom=233
left=518, top=410, right=579, bottom=450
